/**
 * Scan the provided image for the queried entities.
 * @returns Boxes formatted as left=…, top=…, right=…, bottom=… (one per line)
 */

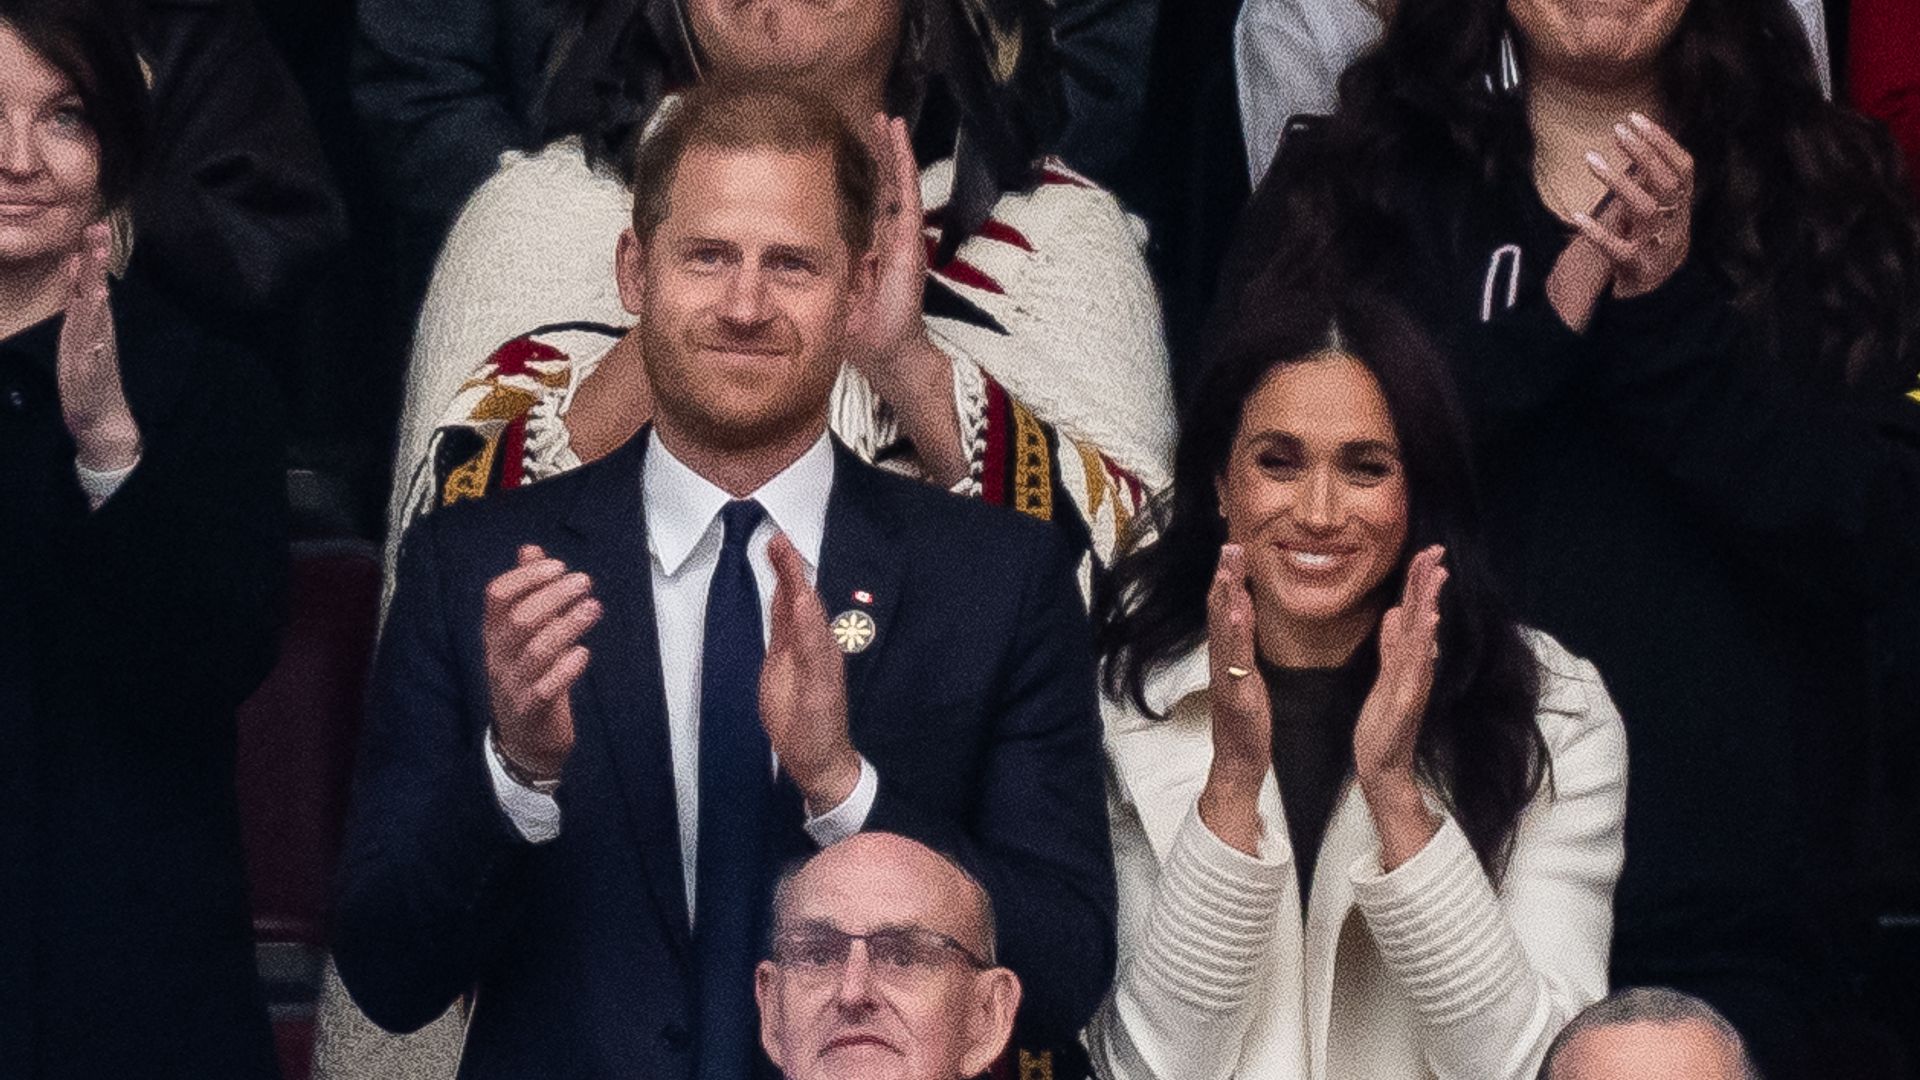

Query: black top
left=0, top=273, right=286, bottom=1079
left=1262, top=651, right=1371, bottom=908
left=1217, top=121, right=1920, bottom=1071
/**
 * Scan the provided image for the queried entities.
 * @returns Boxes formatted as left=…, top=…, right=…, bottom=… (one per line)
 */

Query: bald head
left=1539, top=989, right=1759, bottom=1080
left=757, top=832, right=1020, bottom=1080
left=771, top=832, right=997, bottom=962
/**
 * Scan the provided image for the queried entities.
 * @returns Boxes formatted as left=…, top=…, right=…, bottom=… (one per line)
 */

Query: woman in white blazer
left=1085, top=289, right=1629, bottom=1080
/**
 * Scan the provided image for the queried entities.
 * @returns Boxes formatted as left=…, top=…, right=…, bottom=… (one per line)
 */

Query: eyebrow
left=763, top=242, right=827, bottom=266
left=1247, top=431, right=1401, bottom=458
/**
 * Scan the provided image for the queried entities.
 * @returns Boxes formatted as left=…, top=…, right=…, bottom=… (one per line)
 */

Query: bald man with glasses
left=756, top=833, right=1022, bottom=1080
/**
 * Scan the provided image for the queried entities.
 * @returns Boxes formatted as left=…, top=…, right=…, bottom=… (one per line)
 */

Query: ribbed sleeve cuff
left=1349, top=815, right=1529, bottom=1025
left=1135, top=803, right=1291, bottom=1011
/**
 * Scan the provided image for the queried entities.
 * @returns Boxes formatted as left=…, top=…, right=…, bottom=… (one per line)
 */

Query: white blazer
left=1085, top=630, right=1628, bottom=1080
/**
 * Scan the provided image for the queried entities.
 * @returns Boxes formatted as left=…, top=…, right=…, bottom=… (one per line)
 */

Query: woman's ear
left=615, top=227, right=648, bottom=316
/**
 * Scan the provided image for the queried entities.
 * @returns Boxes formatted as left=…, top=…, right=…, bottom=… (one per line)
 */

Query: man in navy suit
left=332, top=84, right=1116, bottom=1079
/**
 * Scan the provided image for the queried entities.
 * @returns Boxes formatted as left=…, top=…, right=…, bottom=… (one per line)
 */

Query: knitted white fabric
left=915, top=157, right=1174, bottom=486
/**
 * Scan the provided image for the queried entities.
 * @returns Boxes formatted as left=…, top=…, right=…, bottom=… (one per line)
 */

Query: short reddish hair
left=627, top=82, right=878, bottom=256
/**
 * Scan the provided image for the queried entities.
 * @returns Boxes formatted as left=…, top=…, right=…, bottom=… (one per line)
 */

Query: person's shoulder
left=442, top=138, right=629, bottom=250
left=848, top=457, right=1066, bottom=568
left=1520, top=627, right=1628, bottom=754
left=466, top=139, right=617, bottom=205
left=415, top=435, right=620, bottom=552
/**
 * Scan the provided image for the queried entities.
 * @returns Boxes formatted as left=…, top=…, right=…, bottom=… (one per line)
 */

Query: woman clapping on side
left=1086, top=291, right=1627, bottom=1080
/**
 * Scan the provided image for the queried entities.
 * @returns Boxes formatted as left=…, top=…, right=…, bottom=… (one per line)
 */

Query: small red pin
left=853, top=589, right=874, bottom=606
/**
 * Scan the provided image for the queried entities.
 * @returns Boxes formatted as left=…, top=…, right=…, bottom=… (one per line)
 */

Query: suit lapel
left=814, top=442, right=906, bottom=715
left=565, top=434, right=693, bottom=957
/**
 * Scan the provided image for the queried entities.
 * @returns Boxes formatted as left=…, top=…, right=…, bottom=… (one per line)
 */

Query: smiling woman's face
left=1216, top=353, right=1410, bottom=663
left=0, top=21, right=101, bottom=271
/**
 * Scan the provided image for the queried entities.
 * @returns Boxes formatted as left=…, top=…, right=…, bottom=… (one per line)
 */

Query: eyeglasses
left=771, top=923, right=992, bottom=985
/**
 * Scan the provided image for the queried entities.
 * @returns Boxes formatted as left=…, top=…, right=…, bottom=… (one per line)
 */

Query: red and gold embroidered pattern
left=441, top=434, right=500, bottom=507
left=1010, top=397, right=1053, bottom=521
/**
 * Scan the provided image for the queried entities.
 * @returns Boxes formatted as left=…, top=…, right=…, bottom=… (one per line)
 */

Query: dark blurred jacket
left=132, top=0, right=348, bottom=329
left=0, top=273, right=290, bottom=1079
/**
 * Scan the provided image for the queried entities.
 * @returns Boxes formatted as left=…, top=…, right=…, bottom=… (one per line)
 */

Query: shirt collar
left=643, top=428, right=835, bottom=576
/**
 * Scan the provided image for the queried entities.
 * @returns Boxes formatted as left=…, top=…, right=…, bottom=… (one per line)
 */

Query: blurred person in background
left=1232, top=0, right=1835, bottom=187
left=0, top=0, right=288, bottom=1075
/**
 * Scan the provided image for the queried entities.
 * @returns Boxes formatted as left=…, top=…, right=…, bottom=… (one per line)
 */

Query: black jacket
left=334, top=434, right=1117, bottom=1079
left=0, top=275, right=289, bottom=1079
left=134, top=0, right=349, bottom=326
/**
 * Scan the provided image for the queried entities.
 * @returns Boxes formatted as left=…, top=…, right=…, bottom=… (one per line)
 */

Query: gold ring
left=1225, top=665, right=1252, bottom=680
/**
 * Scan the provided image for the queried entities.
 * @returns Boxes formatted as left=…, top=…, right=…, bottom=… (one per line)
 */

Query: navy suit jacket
left=334, top=434, right=1117, bottom=1078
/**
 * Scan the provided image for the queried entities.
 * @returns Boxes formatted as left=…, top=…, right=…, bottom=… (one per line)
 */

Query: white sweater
left=1087, top=630, right=1628, bottom=1080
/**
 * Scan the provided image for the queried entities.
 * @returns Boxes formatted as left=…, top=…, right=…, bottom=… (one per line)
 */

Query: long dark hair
left=1095, top=286, right=1550, bottom=876
left=1291, top=0, right=1920, bottom=393
left=0, top=0, right=148, bottom=212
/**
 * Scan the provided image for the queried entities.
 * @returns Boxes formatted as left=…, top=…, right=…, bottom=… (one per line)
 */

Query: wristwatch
left=490, top=726, right=562, bottom=795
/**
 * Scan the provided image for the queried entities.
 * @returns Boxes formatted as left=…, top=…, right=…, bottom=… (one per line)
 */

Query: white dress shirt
left=75, top=455, right=138, bottom=509
left=1234, top=0, right=1834, bottom=187
left=487, top=429, right=880, bottom=919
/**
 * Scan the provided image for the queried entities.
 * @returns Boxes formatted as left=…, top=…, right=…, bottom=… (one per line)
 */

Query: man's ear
left=956, top=968, right=1022, bottom=1078
left=755, top=960, right=788, bottom=1071
left=616, top=226, right=648, bottom=316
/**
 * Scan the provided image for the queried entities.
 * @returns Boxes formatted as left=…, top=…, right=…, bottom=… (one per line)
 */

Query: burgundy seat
left=235, top=540, right=381, bottom=1080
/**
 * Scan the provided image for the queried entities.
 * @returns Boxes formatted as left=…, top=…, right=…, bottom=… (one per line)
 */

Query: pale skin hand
left=1572, top=113, right=1695, bottom=299
left=1548, top=113, right=1697, bottom=330
left=845, top=114, right=969, bottom=488
left=760, top=532, right=862, bottom=812
left=484, top=545, right=602, bottom=781
left=58, top=222, right=141, bottom=473
left=1353, top=544, right=1448, bottom=871
left=1196, top=544, right=1274, bottom=859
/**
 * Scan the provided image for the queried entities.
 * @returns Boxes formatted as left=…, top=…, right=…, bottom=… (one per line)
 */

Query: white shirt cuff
left=486, top=733, right=562, bottom=844
left=75, top=454, right=138, bottom=509
left=803, top=756, right=879, bottom=846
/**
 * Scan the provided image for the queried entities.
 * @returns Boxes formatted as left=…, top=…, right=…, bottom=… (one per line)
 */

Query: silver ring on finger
left=1225, top=665, right=1252, bottom=680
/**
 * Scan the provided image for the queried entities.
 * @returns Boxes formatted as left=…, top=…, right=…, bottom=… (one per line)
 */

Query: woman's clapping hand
left=1198, top=543, right=1274, bottom=857
left=56, top=221, right=140, bottom=473
left=1353, top=544, right=1447, bottom=870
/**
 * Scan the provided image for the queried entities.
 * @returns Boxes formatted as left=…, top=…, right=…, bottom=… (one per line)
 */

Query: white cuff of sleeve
left=486, top=732, right=562, bottom=844
left=804, top=757, right=879, bottom=847
left=76, top=454, right=138, bottom=508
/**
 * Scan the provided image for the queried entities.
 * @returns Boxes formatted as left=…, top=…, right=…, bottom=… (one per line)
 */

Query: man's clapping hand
left=759, top=532, right=862, bottom=813
left=483, top=545, right=602, bottom=783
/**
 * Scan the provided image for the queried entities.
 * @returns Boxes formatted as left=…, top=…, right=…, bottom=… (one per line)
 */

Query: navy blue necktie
left=694, top=499, right=771, bottom=1080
